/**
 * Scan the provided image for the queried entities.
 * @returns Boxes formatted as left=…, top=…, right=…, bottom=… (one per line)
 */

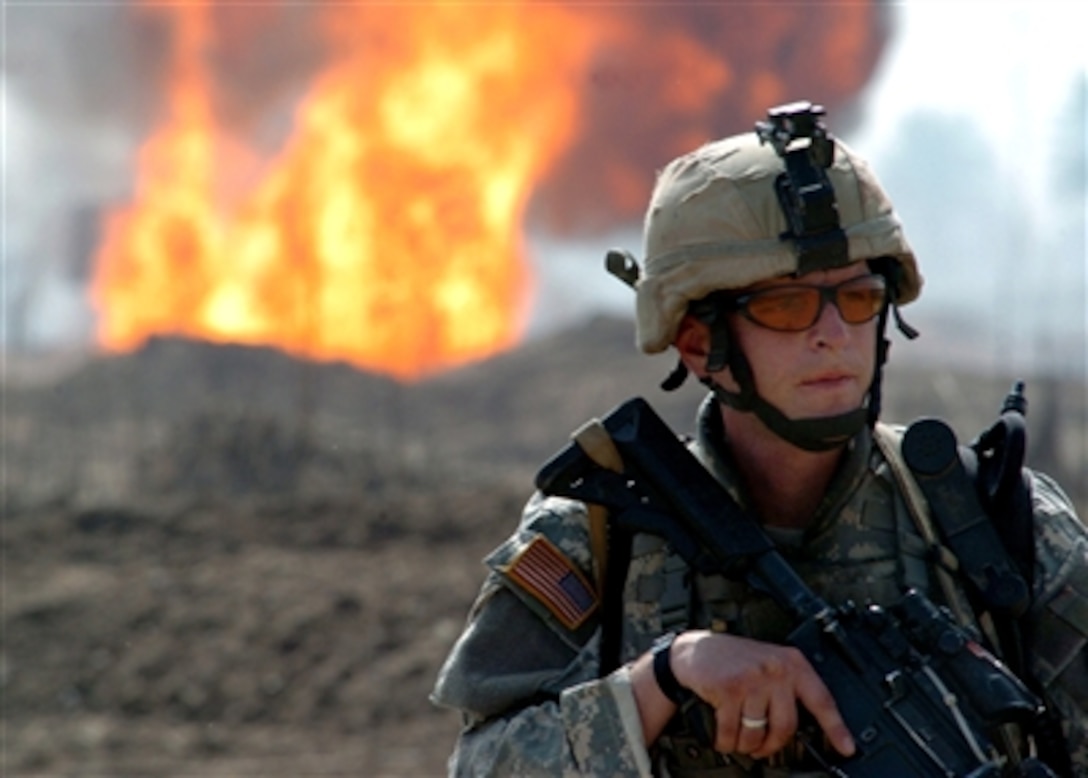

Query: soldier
left=431, top=102, right=1088, bottom=776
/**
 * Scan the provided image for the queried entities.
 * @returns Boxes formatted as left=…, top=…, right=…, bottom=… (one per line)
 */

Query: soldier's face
left=728, top=264, right=878, bottom=421
left=676, top=263, right=879, bottom=425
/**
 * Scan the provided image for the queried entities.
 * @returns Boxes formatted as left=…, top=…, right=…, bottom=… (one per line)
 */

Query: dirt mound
left=4, top=317, right=1084, bottom=776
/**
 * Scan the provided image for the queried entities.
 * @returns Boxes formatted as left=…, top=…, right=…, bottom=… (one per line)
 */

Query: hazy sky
left=857, top=3, right=1085, bottom=157
left=847, top=2, right=1086, bottom=376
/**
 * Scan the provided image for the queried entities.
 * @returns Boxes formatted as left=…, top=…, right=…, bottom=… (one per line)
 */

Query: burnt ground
left=3, top=315, right=1085, bottom=777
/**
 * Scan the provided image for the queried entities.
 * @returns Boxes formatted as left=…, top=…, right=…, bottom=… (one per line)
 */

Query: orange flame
left=92, top=3, right=595, bottom=380
left=91, top=3, right=887, bottom=380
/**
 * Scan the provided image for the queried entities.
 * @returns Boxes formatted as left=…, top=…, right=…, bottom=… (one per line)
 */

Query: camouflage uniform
left=432, top=395, right=1088, bottom=776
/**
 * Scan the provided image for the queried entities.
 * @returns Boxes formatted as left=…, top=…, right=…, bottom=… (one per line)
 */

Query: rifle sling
left=570, top=419, right=630, bottom=676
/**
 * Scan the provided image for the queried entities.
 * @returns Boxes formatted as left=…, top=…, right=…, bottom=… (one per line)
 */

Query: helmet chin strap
left=699, top=367, right=870, bottom=453
left=699, top=302, right=897, bottom=453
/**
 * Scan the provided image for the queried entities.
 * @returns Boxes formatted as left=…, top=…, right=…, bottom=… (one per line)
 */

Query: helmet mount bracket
left=756, top=101, right=849, bottom=274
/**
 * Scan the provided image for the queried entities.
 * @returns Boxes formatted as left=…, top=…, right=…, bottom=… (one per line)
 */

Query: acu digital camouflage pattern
left=431, top=396, right=1088, bottom=776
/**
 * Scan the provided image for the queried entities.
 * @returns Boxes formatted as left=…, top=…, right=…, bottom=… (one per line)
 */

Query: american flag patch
left=505, top=536, right=598, bottom=630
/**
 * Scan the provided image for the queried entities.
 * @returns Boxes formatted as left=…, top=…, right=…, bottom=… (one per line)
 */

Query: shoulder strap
left=875, top=422, right=1036, bottom=769
left=874, top=419, right=1034, bottom=677
left=873, top=423, right=983, bottom=634
left=899, top=418, right=1031, bottom=619
left=570, top=419, right=623, bottom=596
left=569, top=418, right=632, bottom=677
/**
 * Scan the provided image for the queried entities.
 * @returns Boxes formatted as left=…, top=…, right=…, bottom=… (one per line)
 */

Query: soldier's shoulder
left=503, top=492, right=595, bottom=569
left=1030, top=470, right=1087, bottom=595
left=481, top=493, right=599, bottom=641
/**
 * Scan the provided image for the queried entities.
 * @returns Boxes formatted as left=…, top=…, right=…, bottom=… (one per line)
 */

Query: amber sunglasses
left=728, top=274, right=888, bottom=332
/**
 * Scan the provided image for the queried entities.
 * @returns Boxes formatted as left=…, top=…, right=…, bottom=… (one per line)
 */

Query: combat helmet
left=613, top=101, right=923, bottom=451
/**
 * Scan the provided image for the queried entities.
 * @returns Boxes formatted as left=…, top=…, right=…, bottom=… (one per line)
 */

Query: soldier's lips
left=800, top=373, right=854, bottom=388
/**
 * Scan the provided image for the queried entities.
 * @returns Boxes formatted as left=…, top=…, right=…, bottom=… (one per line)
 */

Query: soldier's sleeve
left=431, top=492, right=653, bottom=777
left=1026, top=471, right=1088, bottom=774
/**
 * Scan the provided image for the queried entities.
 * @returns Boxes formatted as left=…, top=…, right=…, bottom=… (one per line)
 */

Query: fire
left=91, top=3, right=887, bottom=380
left=92, top=3, right=595, bottom=380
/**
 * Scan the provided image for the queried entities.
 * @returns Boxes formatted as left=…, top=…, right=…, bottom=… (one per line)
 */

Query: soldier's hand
left=670, top=630, right=855, bottom=760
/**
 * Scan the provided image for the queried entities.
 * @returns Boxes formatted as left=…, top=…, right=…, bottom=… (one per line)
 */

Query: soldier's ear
left=674, top=315, right=712, bottom=379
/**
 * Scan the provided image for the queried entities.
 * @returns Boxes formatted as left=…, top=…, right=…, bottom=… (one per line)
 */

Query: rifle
left=535, top=397, right=1056, bottom=777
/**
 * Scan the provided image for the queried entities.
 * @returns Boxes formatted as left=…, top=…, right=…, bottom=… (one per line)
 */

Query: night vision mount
left=755, top=101, right=849, bottom=274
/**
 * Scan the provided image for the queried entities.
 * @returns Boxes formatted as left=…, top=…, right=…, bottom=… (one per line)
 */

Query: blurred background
left=3, top=2, right=1085, bottom=776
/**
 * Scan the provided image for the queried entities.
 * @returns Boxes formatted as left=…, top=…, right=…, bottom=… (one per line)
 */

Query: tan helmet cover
left=635, top=132, right=922, bottom=353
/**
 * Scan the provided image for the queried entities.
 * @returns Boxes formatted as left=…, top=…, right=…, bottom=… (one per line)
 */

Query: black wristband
left=651, top=632, right=690, bottom=705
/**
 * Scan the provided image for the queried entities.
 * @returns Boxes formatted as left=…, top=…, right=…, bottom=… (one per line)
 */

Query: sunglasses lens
left=836, top=276, right=887, bottom=323
left=745, top=288, right=821, bottom=331
left=738, top=275, right=887, bottom=331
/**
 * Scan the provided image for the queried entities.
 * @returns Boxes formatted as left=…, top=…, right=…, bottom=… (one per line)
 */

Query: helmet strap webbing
left=700, top=372, right=869, bottom=453
left=668, top=256, right=917, bottom=449
left=867, top=309, right=894, bottom=428
left=698, top=302, right=896, bottom=452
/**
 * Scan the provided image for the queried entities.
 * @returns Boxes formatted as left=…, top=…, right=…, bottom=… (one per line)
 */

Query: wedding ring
left=741, top=715, right=768, bottom=729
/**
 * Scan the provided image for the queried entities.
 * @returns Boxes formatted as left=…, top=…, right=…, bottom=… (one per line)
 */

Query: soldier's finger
left=735, top=713, right=769, bottom=755
left=795, top=669, right=855, bottom=757
left=734, top=695, right=771, bottom=755
left=751, top=686, right=798, bottom=759
left=712, top=699, right=743, bottom=755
